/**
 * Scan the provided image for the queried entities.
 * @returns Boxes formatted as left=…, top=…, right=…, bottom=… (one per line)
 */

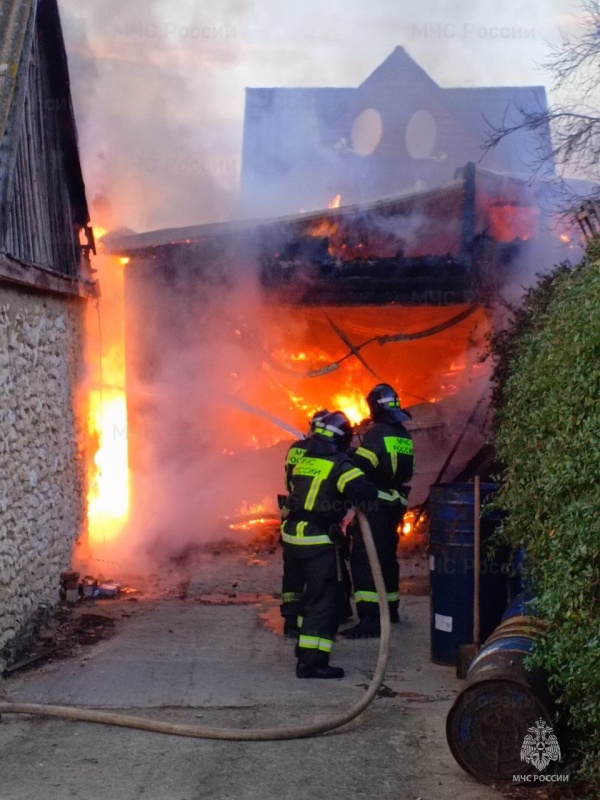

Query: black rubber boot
left=296, top=663, right=345, bottom=679
left=341, top=619, right=380, bottom=639
left=389, top=607, right=400, bottom=624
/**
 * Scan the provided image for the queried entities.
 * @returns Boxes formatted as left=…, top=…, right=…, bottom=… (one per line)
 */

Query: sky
left=58, top=0, right=584, bottom=232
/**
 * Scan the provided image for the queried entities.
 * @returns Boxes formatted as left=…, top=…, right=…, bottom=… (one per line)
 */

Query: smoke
left=60, top=0, right=252, bottom=230
left=58, top=0, right=582, bottom=231
left=112, top=252, right=286, bottom=567
left=60, top=0, right=586, bottom=573
left=84, top=199, right=571, bottom=571
left=85, top=227, right=495, bottom=570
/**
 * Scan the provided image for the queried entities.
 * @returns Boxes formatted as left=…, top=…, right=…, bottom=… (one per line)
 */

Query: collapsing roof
left=109, top=163, right=539, bottom=306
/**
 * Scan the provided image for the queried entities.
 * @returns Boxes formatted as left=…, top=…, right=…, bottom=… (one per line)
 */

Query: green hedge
left=491, top=243, right=600, bottom=794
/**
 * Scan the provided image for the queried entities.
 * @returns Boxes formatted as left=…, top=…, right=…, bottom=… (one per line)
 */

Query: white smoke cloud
left=58, top=0, right=582, bottom=230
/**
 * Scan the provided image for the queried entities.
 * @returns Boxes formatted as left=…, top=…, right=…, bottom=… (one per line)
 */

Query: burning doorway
left=96, top=164, right=538, bottom=563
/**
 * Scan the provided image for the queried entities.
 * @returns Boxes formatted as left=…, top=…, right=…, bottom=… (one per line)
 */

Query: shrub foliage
left=490, top=243, right=600, bottom=792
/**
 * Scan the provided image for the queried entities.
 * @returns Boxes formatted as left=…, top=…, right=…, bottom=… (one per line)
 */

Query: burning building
left=0, top=0, right=96, bottom=663
left=100, top=162, right=541, bottom=563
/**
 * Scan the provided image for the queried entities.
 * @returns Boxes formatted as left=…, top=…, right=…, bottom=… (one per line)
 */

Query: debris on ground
left=2, top=608, right=120, bottom=676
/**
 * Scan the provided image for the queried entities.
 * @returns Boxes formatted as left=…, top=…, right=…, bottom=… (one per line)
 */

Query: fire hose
left=0, top=512, right=390, bottom=741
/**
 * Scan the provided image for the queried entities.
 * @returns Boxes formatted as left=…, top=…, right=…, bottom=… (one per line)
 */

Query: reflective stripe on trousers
left=354, top=590, right=400, bottom=604
left=298, top=634, right=333, bottom=654
left=281, top=592, right=302, bottom=604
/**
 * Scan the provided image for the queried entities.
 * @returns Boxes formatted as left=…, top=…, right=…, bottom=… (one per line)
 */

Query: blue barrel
left=429, top=482, right=508, bottom=665
left=501, top=592, right=536, bottom=622
left=446, top=600, right=557, bottom=785
left=508, top=547, right=532, bottom=599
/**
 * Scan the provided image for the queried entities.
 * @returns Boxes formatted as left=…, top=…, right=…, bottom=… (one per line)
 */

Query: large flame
left=87, top=387, right=130, bottom=539
left=202, top=303, right=491, bottom=462
left=331, top=388, right=370, bottom=426
left=84, top=237, right=131, bottom=549
left=82, top=224, right=490, bottom=554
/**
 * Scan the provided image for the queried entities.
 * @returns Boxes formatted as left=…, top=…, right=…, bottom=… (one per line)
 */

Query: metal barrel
left=501, top=591, right=536, bottom=621
left=484, top=616, right=547, bottom=644
left=429, top=482, right=508, bottom=665
left=446, top=603, right=558, bottom=785
left=508, top=548, right=534, bottom=600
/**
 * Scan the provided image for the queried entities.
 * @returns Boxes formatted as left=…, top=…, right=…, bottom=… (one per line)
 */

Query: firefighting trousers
left=280, top=546, right=305, bottom=621
left=337, top=552, right=353, bottom=624
left=282, top=543, right=339, bottom=668
left=350, top=504, right=403, bottom=620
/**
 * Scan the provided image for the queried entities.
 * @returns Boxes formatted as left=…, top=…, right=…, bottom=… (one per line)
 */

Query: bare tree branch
left=545, top=0, right=600, bottom=99
left=483, top=0, right=600, bottom=209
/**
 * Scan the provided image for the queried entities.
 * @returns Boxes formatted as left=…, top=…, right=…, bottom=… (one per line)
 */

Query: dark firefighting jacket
left=352, top=420, right=414, bottom=506
left=284, top=437, right=310, bottom=492
left=282, top=438, right=378, bottom=547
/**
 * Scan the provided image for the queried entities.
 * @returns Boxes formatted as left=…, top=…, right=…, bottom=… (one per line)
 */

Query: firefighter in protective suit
left=279, top=409, right=328, bottom=637
left=282, top=411, right=379, bottom=679
left=343, top=384, right=414, bottom=639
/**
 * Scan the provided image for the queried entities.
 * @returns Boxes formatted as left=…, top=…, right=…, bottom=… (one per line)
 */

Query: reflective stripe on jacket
left=353, top=420, right=414, bottom=499
left=281, top=519, right=332, bottom=546
left=287, top=438, right=378, bottom=527
left=284, top=439, right=309, bottom=492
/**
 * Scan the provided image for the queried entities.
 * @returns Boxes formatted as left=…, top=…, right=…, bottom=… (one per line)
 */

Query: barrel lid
left=446, top=678, right=555, bottom=784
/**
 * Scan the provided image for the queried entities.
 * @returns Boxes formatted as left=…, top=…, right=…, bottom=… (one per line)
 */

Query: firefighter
left=280, top=409, right=328, bottom=638
left=343, top=383, right=414, bottom=639
left=282, top=411, right=379, bottom=678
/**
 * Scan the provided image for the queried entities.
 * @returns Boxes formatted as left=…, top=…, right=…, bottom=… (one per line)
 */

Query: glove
left=277, top=494, right=290, bottom=520
left=377, top=489, right=407, bottom=507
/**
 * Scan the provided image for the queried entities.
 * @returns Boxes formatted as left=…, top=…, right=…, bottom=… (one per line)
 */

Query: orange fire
left=227, top=497, right=279, bottom=532
left=82, top=231, right=490, bottom=553
left=267, top=347, right=374, bottom=430
left=220, top=304, right=490, bottom=455
left=307, top=216, right=339, bottom=239
left=397, top=509, right=427, bottom=550
left=305, top=211, right=399, bottom=262
left=84, top=234, right=131, bottom=549
left=487, top=203, right=538, bottom=243
left=328, top=193, right=342, bottom=209
left=93, top=225, right=108, bottom=241
left=331, top=388, right=370, bottom=426
left=87, top=386, right=130, bottom=541
left=399, top=510, right=418, bottom=537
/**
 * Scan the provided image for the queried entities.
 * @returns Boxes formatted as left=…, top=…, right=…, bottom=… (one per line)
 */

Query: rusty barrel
left=446, top=596, right=557, bottom=785
left=429, top=482, right=507, bottom=665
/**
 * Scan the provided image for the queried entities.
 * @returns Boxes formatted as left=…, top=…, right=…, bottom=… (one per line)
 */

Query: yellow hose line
left=0, top=511, right=390, bottom=741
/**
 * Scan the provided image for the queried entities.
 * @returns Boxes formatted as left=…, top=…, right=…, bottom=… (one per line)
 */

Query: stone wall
left=0, top=284, right=87, bottom=669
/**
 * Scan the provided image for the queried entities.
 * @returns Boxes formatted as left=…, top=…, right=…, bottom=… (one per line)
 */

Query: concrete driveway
left=0, top=549, right=499, bottom=800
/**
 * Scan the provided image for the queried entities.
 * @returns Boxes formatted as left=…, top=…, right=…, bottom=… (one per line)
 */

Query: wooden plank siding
left=2, top=18, right=81, bottom=278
